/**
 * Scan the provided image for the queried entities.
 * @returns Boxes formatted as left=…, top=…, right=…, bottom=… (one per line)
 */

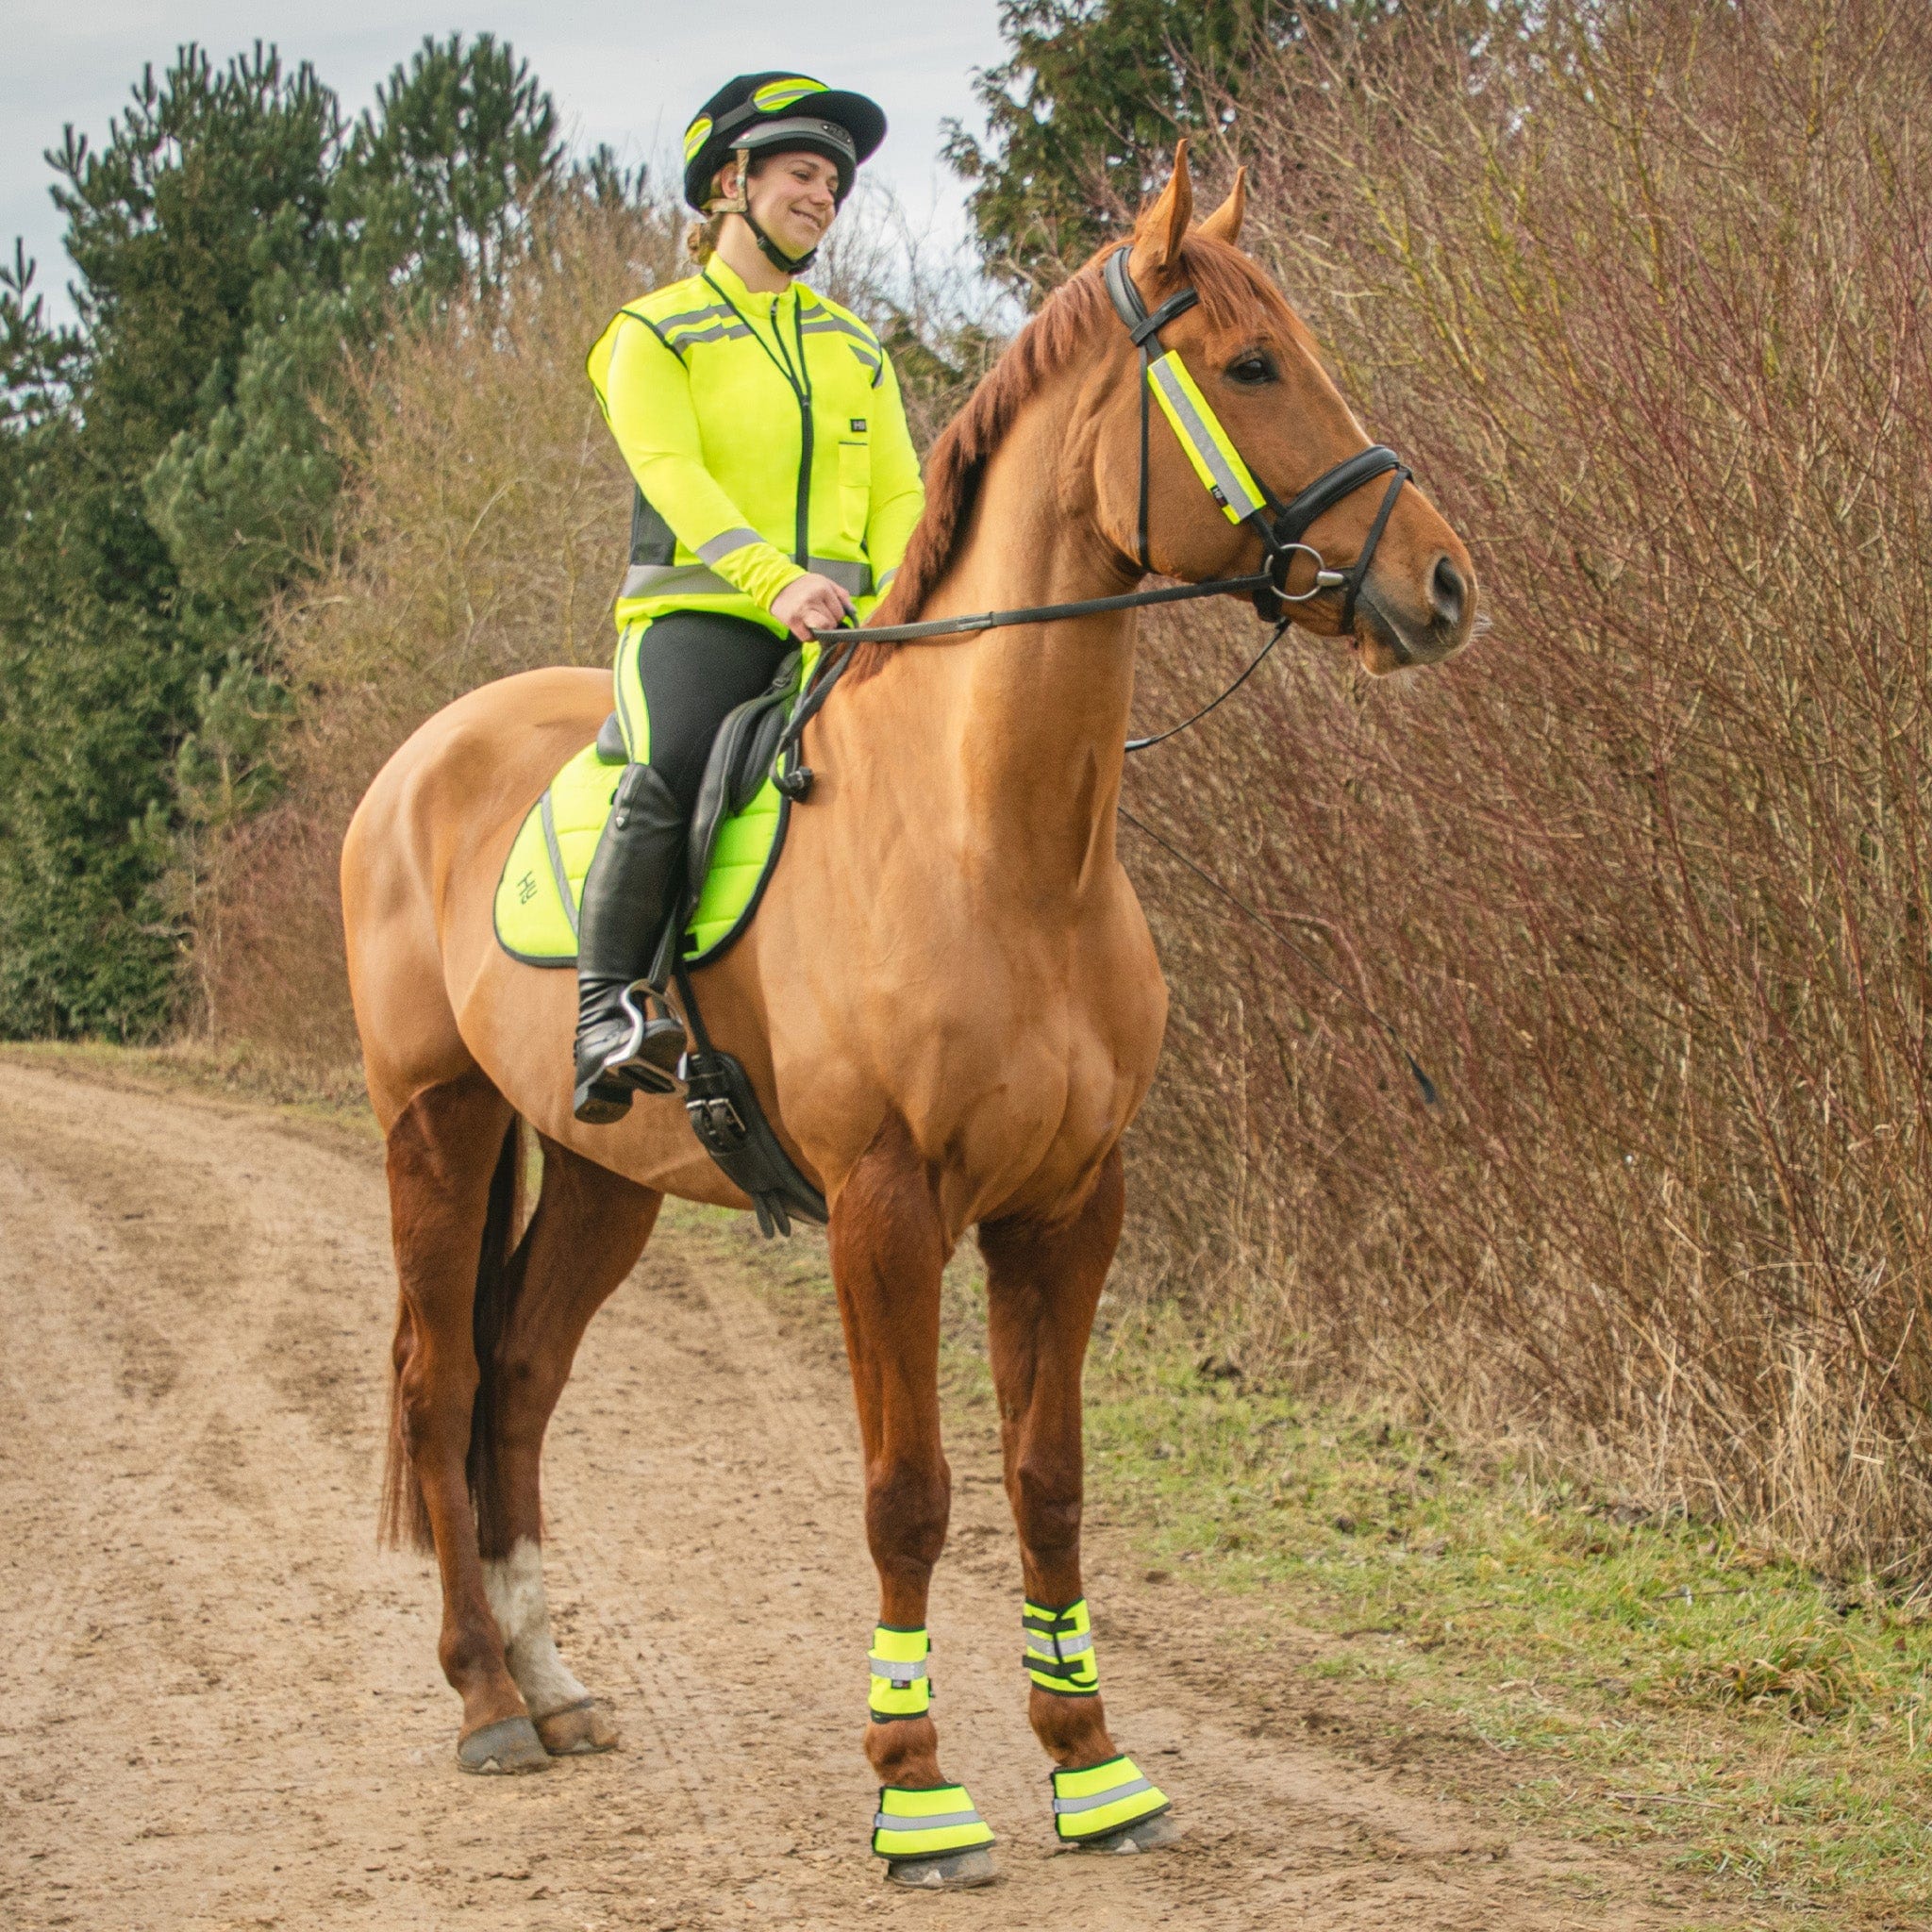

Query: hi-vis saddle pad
left=493, top=643, right=814, bottom=970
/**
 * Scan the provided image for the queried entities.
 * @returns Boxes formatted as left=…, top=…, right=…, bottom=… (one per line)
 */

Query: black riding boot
left=572, top=762, right=691, bottom=1124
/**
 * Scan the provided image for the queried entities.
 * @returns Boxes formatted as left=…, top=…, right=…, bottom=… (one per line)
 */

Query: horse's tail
left=377, top=1113, right=525, bottom=1553
left=465, top=1117, right=527, bottom=1557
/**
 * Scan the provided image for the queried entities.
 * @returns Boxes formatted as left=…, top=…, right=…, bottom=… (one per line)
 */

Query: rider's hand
left=771, top=572, right=855, bottom=642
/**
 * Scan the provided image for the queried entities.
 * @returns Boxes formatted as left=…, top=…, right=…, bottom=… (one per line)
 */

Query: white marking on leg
left=483, top=1538, right=590, bottom=1719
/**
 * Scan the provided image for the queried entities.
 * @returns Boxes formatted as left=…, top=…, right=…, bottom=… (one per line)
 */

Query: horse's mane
left=850, top=228, right=1310, bottom=680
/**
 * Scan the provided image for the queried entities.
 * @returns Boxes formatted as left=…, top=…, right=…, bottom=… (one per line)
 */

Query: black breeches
left=616, top=610, right=796, bottom=814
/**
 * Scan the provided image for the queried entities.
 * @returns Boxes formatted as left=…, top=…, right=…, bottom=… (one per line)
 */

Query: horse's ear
left=1198, top=167, right=1247, bottom=245
left=1133, top=140, right=1193, bottom=276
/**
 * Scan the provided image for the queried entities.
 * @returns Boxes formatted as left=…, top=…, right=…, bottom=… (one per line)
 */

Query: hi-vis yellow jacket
left=586, top=251, right=924, bottom=638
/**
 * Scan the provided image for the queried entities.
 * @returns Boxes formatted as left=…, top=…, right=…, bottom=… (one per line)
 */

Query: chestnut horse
left=342, top=148, right=1475, bottom=1873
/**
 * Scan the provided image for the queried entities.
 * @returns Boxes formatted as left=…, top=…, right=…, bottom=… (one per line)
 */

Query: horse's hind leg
left=474, top=1135, right=660, bottom=1757
left=979, top=1149, right=1177, bottom=1851
left=383, top=1069, right=545, bottom=1773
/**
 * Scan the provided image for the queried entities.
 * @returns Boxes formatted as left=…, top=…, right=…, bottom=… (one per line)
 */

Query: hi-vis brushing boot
left=867, top=1626, right=996, bottom=1888
left=572, top=762, right=689, bottom=1124
left=1024, top=1598, right=1178, bottom=1852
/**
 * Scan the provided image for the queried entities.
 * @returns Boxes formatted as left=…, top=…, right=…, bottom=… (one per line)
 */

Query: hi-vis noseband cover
left=869, top=1624, right=932, bottom=1722
left=1145, top=352, right=1269, bottom=524
left=1023, top=1597, right=1100, bottom=1695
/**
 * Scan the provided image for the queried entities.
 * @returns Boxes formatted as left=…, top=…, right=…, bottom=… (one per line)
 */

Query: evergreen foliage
left=0, top=37, right=563, bottom=1038
left=943, top=0, right=1420, bottom=295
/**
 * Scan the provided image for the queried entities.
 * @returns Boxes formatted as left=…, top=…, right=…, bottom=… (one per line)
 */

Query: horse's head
left=1094, top=144, right=1476, bottom=674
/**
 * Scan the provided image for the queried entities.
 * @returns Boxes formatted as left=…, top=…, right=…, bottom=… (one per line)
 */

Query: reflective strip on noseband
left=1023, top=1597, right=1100, bottom=1696
left=1050, top=1753, right=1172, bottom=1842
left=868, top=1624, right=932, bottom=1723
left=872, top=1782, right=996, bottom=1860
left=1144, top=352, right=1270, bottom=525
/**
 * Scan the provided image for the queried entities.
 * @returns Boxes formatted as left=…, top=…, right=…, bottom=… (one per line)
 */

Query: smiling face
left=1100, top=155, right=1477, bottom=674
left=720, top=150, right=841, bottom=260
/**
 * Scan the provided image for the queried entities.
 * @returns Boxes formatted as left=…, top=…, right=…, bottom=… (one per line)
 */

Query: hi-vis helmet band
left=1146, top=352, right=1269, bottom=525
left=869, top=1624, right=932, bottom=1723
left=1024, top=1597, right=1099, bottom=1695
left=1050, top=1752, right=1172, bottom=1842
left=753, top=75, right=828, bottom=111
left=873, top=1782, right=995, bottom=1860
left=683, top=116, right=713, bottom=162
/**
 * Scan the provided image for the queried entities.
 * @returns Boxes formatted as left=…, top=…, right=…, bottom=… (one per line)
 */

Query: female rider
left=574, top=73, right=924, bottom=1124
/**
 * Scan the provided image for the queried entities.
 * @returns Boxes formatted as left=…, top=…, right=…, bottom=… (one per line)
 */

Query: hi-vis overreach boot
left=1024, top=1598, right=1177, bottom=1851
left=572, top=762, right=690, bottom=1124
left=867, top=1625, right=996, bottom=1887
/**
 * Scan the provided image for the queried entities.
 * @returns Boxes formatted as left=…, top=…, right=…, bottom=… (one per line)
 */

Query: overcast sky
left=4, top=4, right=1008, bottom=321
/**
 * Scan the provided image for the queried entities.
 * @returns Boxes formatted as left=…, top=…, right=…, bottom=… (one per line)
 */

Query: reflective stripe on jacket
left=586, top=252, right=924, bottom=638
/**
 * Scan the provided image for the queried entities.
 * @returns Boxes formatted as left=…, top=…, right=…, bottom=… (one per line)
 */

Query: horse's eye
left=1226, top=353, right=1276, bottom=387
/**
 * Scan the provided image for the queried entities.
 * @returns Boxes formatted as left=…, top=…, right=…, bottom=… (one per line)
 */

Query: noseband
left=1102, top=246, right=1410, bottom=631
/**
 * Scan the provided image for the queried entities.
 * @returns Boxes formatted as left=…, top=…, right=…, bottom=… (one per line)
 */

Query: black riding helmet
left=682, top=73, right=886, bottom=272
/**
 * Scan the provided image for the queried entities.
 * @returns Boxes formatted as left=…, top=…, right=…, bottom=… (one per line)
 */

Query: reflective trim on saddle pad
left=491, top=643, right=815, bottom=970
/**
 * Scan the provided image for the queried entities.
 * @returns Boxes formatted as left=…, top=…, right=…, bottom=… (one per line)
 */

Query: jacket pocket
left=837, top=439, right=872, bottom=543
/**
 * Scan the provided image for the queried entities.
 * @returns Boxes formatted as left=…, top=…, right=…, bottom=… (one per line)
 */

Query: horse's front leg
left=828, top=1118, right=995, bottom=1889
left=979, top=1148, right=1177, bottom=1852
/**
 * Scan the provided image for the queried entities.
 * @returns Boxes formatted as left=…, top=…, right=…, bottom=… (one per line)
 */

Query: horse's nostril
left=1431, top=555, right=1466, bottom=625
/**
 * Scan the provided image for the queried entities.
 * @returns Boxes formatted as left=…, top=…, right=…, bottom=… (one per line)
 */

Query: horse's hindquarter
left=343, top=668, right=718, bottom=1196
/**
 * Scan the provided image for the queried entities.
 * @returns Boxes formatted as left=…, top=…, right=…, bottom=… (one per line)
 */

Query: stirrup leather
left=1050, top=1753, right=1170, bottom=1842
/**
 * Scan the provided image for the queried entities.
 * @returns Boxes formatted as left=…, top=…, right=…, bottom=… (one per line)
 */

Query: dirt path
left=0, top=1059, right=1697, bottom=1930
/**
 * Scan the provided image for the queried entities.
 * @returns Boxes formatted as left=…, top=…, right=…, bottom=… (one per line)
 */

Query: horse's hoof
left=456, top=1714, right=551, bottom=1774
left=1067, top=1808, right=1182, bottom=1855
left=884, top=1847, right=998, bottom=1890
left=534, top=1698, right=621, bottom=1756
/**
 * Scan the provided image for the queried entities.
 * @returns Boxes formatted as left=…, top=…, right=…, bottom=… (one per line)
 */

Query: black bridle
left=793, top=246, right=1412, bottom=675
left=765, top=249, right=1440, bottom=1103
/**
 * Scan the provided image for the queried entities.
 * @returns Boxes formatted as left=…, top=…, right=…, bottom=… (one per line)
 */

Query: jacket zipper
left=775, top=295, right=812, bottom=567
left=702, top=270, right=815, bottom=571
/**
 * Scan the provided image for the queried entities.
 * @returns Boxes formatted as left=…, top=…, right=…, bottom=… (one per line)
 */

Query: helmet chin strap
left=709, top=144, right=825, bottom=276
left=747, top=215, right=817, bottom=275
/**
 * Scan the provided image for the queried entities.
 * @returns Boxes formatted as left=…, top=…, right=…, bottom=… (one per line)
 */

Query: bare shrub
left=1119, top=0, right=1932, bottom=1575
left=202, top=188, right=686, bottom=1076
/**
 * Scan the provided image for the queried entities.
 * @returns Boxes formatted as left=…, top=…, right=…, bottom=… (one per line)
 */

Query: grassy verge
left=0, top=1038, right=378, bottom=1140
left=941, top=1275, right=1930, bottom=1928
left=717, top=1208, right=1929, bottom=1925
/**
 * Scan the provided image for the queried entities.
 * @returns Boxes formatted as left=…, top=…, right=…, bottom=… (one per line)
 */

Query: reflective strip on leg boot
left=1050, top=1753, right=1171, bottom=1843
left=868, top=1624, right=932, bottom=1724
left=1023, top=1597, right=1099, bottom=1695
left=872, top=1783, right=994, bottom=1861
